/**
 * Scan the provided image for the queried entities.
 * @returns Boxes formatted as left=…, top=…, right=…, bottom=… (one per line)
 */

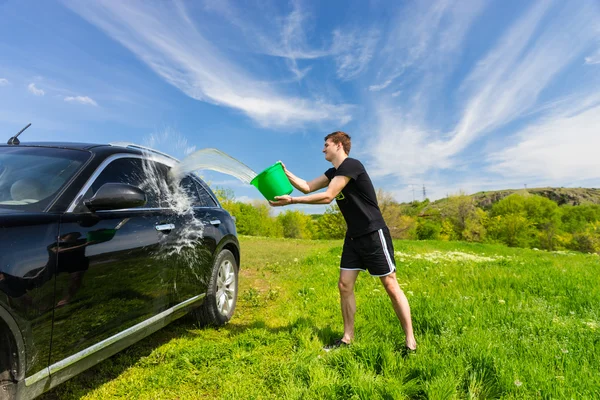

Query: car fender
left=213, top=234, right=240, bottom=269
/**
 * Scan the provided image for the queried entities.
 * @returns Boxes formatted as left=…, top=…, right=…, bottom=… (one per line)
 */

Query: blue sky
left=1, top=0, right=599, bottom=213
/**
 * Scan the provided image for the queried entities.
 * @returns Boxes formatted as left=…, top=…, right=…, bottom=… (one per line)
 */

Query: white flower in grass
left=561, top=348, right=568, bottom=354
left=514, top=379, right=522, bottom=387
left=498, top=299, right=505, bottom=304
left=407, top=291, right=414, bottom=296
left=293, top=258, right=298, bottom=262
left=569, top=311, right=575, bottom=315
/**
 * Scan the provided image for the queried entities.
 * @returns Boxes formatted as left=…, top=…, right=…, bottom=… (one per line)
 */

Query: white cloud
left=368, top=79, right=392, bottom=92
left=332, top=29, right=379, bottom=80
left=367, top=0, right=600, bottom=189
left=64, top=96, right=98, bottom=106
left=487, top=103, right=600, bottom=181
left=585, top=50, right=600, bottom=65
left=372, top=0, right=485, bottom=91
left=432, top=1, right=599, bottom=160
left=64, top=0, right=351, bottom=128
left=27, top=83, right=44, bottom=96
left=365, top=0, right=486, bottom=181
left=279, top=2, right=321, bottom=80
left=0, top=78, right=9, bottom=86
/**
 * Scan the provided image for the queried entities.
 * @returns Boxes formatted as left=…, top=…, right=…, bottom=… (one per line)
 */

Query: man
left=270, top=131, right=417, bottom=353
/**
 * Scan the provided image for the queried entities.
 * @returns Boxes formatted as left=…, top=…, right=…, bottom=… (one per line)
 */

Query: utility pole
left=422, top=185, right=426, bottom=201
left=411, top=185, right=415, bottom=203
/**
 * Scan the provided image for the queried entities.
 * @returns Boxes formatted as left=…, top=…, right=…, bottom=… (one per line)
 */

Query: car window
left=81, top=157, right=170, bottom=210
left=179, top=175, right=217, bottom=207
left=0, top=146, right=89, bottom=211
left=195, top=177, right=218, bottom=207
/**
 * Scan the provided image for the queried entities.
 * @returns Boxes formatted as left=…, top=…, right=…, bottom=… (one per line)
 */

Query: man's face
left=323, top=139, right=339, bottom=161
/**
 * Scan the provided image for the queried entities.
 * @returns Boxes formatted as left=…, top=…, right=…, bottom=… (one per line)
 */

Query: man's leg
left=380, top=272, right=417, bottom=350
left=339, top=269, right=360, bottom=343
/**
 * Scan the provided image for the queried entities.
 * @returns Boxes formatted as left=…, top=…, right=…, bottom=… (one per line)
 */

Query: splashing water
left=170, top=148, right=257, bottom=184
left=139, top=157, right=204, bottom=260
left=137, top=147, right=256, bottom=262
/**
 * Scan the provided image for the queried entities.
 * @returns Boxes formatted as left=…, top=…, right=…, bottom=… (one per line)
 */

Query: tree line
left=213, top=187, right=600, bottom=254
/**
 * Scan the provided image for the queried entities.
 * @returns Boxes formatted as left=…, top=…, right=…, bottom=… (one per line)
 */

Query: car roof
left=0, top=142, right=179, bottom=161
left=0, top=142, right=105, bottom=150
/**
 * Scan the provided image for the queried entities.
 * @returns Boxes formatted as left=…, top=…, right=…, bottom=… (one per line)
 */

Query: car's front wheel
left=194, top=249, right=238, bottom=326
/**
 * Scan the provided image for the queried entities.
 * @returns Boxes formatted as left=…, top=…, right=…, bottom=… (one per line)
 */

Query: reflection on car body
left=0, top=141, right=240, bottom=400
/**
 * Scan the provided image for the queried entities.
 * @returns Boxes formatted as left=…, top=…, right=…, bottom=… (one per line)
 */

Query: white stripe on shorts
left=378, top=228, right=395, bottom=275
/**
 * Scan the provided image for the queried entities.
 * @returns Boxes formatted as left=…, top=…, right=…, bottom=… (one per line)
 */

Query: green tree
left=416, top=218, right=441, bottom=240
left=443, top=192, right=477, bottom=239
left=277, top=210, right=315, bottom=239
left=561, top=204, right=600, bottom=233
left=523, top=195, right=562, bottom=250
left=462, top=208, right=488, bottom=242
left=572, top=221, right=600, bottom=253
left=316, top=204, right=346, bottom=239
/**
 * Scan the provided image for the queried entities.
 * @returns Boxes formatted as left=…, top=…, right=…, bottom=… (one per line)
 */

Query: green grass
left=40, top=236, right=600, bottom=399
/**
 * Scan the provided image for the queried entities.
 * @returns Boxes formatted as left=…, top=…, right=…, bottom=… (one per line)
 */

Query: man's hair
left=324, top=131, right=351, bottom=155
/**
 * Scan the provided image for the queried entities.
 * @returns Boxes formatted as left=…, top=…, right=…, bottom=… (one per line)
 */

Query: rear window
left=0, top=146, right=90, bottom=211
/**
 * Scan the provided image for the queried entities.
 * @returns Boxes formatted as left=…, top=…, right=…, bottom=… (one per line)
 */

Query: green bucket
left=251, top=162, right=293, bottom=201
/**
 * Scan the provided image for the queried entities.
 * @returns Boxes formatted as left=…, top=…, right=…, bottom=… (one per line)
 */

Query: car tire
left=194, top=249, right=238, bottom=326
left=0, top=326, right=17, bottom=400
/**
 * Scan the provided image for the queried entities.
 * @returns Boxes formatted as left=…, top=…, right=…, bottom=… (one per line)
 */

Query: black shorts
left=340, top=227, right=396, bottom=277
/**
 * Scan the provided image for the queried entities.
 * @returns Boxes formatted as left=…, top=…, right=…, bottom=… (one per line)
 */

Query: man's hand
left=270, top=195, right=293, bottom=207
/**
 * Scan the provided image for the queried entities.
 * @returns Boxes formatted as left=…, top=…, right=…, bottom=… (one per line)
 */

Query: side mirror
left=84, top=183, right=147, bottom=212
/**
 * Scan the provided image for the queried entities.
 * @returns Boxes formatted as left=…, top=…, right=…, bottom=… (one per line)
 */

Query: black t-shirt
left=325, top=158, right=386, bottom=238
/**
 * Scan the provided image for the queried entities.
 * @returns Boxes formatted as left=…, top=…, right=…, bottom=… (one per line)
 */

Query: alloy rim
left=216, top=259, right=236, bottom=315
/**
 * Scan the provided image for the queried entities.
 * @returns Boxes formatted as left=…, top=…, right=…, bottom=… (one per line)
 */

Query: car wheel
left=194, top=249, right=238, bottom=326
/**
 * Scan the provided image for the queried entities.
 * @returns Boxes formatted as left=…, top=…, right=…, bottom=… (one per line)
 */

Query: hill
left=424, top=187, right=600, bottom=212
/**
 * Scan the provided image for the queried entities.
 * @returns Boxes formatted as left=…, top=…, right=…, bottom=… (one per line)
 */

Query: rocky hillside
left=430, top=187, right=600, bottom=210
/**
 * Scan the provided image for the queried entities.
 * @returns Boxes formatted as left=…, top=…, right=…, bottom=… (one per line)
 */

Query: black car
left=0, top=141, right=240, bottom=399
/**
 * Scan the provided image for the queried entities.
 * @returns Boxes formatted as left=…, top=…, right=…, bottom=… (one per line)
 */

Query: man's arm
left=271, top=175, right=350, bottom=206
left=281, top=162, right=329, bottom=194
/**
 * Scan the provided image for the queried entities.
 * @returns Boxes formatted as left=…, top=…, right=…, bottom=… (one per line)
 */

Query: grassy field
left=41, top=236, right=600, bottom=399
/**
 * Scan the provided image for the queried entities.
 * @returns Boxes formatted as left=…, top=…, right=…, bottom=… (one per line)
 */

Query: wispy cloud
left=27, top=83, right=45, bottom=96
left=369, top=79, right=392, bottom=92
left=64, top=95, right=98, bottom=106
left=431, top=0, right=597, bottom=159
left=280, top=1, right=320, bottom=80
left=585, top=50, right=600, bottom=65
left=64, top=0, right=351, bottom=128
left=332, top=28, right=379, bottom=80
left=0, top=78, right=9, bottom=86
left=366, top=0, right=486, bottom=179
left=370, top=0, right=485, bottom=91
left=487, top=96, right=600, bottom=182
left=367, top=0, right=600, bottom=192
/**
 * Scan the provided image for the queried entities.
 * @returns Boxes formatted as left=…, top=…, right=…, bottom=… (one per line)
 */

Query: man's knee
left=338, top=279, right=354, bottom=295
left=380, top=273, right=400, bottom=292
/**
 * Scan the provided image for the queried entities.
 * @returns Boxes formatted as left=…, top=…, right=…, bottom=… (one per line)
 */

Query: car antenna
left=7, top=123, right=31, bottom=145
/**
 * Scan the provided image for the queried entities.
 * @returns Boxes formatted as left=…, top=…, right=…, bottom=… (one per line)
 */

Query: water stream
left=170, top=148, right=257, bottom=184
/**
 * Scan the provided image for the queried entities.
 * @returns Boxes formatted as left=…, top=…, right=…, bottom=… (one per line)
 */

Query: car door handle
left=155, top=223, right=175, bottom=232
left=209, top=220, right=221, bottom=226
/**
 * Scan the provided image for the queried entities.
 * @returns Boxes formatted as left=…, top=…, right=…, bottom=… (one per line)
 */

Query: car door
left=48, top=155, right=175, bottom=367
left=167, top=174, right=224, bottom=305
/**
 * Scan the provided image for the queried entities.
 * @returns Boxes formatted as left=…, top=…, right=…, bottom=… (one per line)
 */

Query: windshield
left=0, top=146, right=90, bottom=212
